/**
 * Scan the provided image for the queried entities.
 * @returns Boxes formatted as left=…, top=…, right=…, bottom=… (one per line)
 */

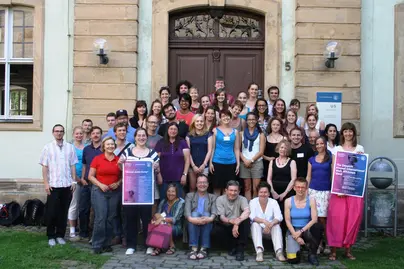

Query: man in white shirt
left=39, top=124, right=78, bottom=247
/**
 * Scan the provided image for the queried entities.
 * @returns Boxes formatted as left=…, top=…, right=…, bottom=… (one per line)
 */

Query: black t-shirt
left=158, top=121, right=189, bottom=139
left=291, top=144, right=314, bottom=178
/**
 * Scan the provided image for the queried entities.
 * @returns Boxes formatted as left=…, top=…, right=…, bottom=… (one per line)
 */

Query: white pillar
left=280, top=0, right=296, bottom=105
left=137, top=0, right=152, bottom=104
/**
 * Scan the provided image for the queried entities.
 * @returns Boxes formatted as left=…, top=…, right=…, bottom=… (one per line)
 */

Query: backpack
left=21, top=199, right=45, bottom=226
left=0, top=201, right=22, bottom=226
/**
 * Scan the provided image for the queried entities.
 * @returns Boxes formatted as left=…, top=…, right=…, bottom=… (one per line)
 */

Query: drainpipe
left=136, top=0, right=152, bottom=104
left=280, top=0, right=296, bottom=105
left=65, top=0, right=74, bottom=139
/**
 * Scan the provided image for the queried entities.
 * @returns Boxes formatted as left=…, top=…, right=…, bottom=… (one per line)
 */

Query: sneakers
left=125, top=248, right=135, bottom=255
left=48, top=239, right=56, bottom=247
left=308, top=254, right=320, bottom=266
left=93, top=248, right=102, bottom=254
left=146, top=247, right=154, bottom=255
left=235, top=251, right=245, bottom=261
left=324, top=246, right=331, bottom=255
left=256, top=251, right=264, bottom=262
left=69, top=235, right=80, bottom=242
left=103, top=246, right=113, bottom=253
left=276, top=250, right=286, bottom=262
left=56, top=237, right=66, bottom=245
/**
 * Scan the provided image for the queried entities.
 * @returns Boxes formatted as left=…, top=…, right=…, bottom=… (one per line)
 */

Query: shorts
left=189, top=166, right=209, bottom=176
left=210, top=162, right=237, bottom=189
left=239, top=159, right=264, bottom=179
left=308, top=189, right=330, bottom=217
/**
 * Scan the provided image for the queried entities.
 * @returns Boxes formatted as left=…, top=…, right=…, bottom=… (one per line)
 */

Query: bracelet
left=300, top=228, right=304, bottom=233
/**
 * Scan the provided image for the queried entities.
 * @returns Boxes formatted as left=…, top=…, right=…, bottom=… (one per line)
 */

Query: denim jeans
left=112, top=192, right=123, bottom=238
left=188, top=212, right=213, bottom=248
left=79, top=184, right=91, bottom=238
left=91, top=185, right=121, bottom=249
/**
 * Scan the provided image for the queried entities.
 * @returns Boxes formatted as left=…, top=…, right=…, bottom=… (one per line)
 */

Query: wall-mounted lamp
left=93, top=38, right=109, bottom=65
left=324, top=41, right=342, bottom=68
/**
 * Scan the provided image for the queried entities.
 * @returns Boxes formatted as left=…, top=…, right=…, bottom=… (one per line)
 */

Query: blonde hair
left=101, top=136, right=116, bottom=152
left=188, top=114, right=208, bottom=136
left=72, top=126, right=83, bottom=133
left=275, top=139, right=292, bottom=156
left=305, top=103, right=319, bottom=119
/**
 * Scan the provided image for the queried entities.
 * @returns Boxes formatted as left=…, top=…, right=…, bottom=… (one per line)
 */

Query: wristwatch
left=182, top=173, right=187, bottom=176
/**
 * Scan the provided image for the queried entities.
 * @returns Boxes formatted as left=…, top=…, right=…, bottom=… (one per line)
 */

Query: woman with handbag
left=149, top=184, right=185, bottom=256
left=119, top=128, right=162, bottom=255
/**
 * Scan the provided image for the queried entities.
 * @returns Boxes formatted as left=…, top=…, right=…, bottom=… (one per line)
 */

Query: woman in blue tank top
left=284, top=178, right=324, bottom=266
left=209, top=110, right=240, bottom=195
left=306, top=136, right=332, bottom=255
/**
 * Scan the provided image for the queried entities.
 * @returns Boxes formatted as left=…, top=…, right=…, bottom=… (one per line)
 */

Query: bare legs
left=244, top=178, right=262, bottom=201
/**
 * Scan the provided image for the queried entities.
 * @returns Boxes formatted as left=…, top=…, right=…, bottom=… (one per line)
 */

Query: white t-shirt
left=334, top=144, right=365, bottom=154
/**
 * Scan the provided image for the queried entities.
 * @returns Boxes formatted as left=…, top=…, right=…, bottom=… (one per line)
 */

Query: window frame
left=0, top=0, right=44, bottom=131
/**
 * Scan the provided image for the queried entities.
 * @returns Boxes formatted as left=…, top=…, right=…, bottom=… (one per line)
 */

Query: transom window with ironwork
left=169, top=9, right=264, bottom=41
left=0, top=7, right=34, bottom=119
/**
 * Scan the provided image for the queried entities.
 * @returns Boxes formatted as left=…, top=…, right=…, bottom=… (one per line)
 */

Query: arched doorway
left=168, top=8, right=265, bottom=97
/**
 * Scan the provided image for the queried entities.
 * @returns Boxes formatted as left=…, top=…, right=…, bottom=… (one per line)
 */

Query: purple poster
left=123, top=158, right=154, bottom=205
left=331, top=151, right=369, bottom=198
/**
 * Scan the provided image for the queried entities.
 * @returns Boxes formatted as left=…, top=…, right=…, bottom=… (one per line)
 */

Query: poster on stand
left=122, top=158, right=154, bottom=205
left=316, top=92, right=342, bottom=130
left=331, top=151, right=369, bottom=198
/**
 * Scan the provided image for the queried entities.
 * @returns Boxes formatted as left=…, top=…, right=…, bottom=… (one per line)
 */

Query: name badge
left=297, top=153, right=304, bottom=158
left=223, top=136, right=231, bottom=141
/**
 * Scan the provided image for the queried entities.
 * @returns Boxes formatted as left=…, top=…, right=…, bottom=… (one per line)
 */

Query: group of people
left=39, top=77, right=365, bottom=266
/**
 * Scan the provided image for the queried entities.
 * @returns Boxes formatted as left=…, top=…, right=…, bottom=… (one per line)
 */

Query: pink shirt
left=176, top=110, right=195, bottom=126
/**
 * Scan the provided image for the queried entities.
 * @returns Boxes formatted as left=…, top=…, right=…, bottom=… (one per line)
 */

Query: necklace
left=277, top=157, right=289, bottom=166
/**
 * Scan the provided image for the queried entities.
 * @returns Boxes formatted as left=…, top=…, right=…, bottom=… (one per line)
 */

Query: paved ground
left=5, top=225, right=381, bottom=269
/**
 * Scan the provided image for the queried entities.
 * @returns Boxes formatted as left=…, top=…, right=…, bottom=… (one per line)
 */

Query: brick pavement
left=4, top=225, right=383, bottom=269
left=75, top=242, right=346, bottom=269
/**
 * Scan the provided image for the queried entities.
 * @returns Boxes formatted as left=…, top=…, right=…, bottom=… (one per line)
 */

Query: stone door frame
left=151, top=0, right=281, bottom=99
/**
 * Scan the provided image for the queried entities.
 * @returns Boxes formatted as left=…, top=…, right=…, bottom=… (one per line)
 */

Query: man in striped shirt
left=39, top=124, right=78, bottom=247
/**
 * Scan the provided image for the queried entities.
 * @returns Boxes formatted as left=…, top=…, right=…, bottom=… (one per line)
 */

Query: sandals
left=188, top=250, right=198, bottom=260
left=166, top=246, right=176, bottom=255
left=328, top=252, right=337, bottom=261
left=197, top=249, right=207, bottom=260
left=151, top=248, right=162, bottom=256
left=345, top=252, right=356, bottom=260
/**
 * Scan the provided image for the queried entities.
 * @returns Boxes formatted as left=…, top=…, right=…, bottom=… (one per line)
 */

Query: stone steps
left=0, top=179, right=46, bottom=204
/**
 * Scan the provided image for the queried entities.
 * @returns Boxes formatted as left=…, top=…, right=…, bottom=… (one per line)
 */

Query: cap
left=115, top=109, right=128, bottom=117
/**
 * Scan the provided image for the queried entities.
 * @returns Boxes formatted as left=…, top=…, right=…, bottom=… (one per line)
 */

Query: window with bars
left=0, top=7, right=34, bottom=119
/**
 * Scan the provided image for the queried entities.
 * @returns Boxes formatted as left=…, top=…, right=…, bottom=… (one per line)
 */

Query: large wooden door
left=169, top=48, right=263, bottom=96
left=168, top=8, right=265, bottom=98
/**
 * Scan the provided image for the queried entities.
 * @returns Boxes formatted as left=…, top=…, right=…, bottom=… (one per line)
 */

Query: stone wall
left=73, top=0, right=139, bottom=130
left=294, top=0, right=361, bottom=130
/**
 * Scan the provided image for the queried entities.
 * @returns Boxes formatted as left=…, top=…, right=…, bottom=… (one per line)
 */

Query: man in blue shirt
left=77, top=126, right=103, bottom=241
left=105, top=109, right=135, bottom=143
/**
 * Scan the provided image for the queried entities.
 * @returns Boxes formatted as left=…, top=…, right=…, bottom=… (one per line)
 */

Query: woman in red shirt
left=89, top=136, right=122, bottom=254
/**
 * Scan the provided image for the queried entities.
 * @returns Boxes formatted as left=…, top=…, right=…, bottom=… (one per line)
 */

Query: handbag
left=146, top=223, right=172, bottom=249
